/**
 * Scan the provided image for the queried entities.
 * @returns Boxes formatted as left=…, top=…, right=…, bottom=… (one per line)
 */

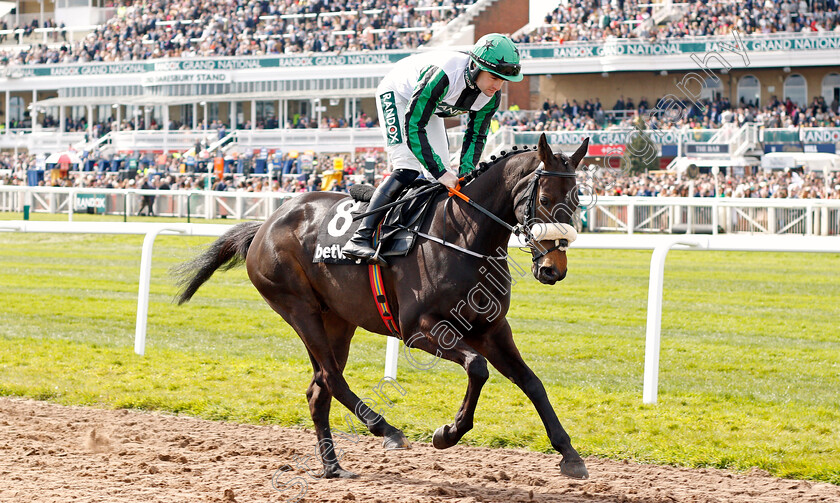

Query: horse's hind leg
left=278, top=304, right=410, bottom=454
left=318, top=312, right=410, bottom=451
left=305, top=332, right=357, bottom=479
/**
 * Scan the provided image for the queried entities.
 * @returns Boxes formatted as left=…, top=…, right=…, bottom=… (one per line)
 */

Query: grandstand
left=0, top=0, right=838, bottom=201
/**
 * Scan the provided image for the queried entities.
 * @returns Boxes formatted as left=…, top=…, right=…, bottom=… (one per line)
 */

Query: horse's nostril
left=539, top=267, right=559, bottom=281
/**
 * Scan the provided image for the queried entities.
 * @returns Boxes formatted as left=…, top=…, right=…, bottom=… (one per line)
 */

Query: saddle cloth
left=313, top=180, right=437, bottom=264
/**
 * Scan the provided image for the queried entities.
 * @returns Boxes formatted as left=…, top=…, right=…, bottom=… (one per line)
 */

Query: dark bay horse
left=175, top=133, right=591, bottom=480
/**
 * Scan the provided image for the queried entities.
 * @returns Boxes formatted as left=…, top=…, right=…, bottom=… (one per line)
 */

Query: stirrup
left=370, top=242, right=387, bottom=266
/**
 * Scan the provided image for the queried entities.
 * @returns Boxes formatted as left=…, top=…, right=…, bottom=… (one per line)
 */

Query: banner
left=74, top=194, right=106, bottom=214
left=518, top=33, right=840, bottom=60
left=515, top=129, right=686, bottom=146
left=764, top=128, right=840, bottom=143
left=7, top=33, right=840, bottom=78
left=6, top=52, right=414, bottom=78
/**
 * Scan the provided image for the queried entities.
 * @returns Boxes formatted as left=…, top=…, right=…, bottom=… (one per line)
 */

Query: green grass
left=0, top=229, right=838, bottom=484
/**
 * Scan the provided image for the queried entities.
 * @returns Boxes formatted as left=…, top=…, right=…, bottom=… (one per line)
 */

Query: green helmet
left=469, top=33, right=523, bottom=82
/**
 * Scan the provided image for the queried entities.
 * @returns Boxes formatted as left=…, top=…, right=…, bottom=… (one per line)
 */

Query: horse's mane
left=460, top=145, right=539, bottom=186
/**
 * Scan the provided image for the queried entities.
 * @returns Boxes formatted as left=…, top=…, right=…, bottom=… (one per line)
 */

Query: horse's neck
left=464, top=154, right=534, bottom=225
left=452, top=154, right=535, bottom=251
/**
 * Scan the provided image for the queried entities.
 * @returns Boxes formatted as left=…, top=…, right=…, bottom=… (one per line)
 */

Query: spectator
left=137, top=176, right=155, bottom=216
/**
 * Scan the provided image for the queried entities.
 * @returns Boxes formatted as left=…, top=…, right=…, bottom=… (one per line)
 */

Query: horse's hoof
left=323, top=466, right=359, bottom=479
left=382, top=430, right=411, bottom=450
left=559, top=457, right=589, bottom=480
left=432, top=425, right=457, bottom=449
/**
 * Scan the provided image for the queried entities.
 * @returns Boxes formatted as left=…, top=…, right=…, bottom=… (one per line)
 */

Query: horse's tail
left=173, top=221, right=262, bottom=305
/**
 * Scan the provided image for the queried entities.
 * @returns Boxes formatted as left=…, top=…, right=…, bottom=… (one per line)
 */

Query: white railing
left=425, top=0, right=494, bottom=46
left=3, top=188, right=839, bottom=236
left=0, top=186, right=296, bottom=221
left=585, top=196, right=840, bottom=236
left=388, top=233, right=840, bottom=402
left=206, top=131, right=237, bottom=155
left=447, top=128, right=510, bottom=161
left=233, top=128, right=383, bottom=154
left=2, top=225, right=837, bottom=401
left=0, top=220, right=233, bottom=356
left=0, top=130, right=87, bottom=153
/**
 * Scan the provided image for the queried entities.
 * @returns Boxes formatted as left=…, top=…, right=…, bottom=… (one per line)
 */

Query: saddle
left=313, top=180, right=439, bottom=264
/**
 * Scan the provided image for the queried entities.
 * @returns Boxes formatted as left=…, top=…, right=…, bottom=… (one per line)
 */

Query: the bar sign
left=685, top=143, right=729, bottom=154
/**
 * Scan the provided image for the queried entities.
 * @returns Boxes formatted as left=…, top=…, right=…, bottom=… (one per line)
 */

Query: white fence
left=2, top=220, right=837, bottom=404
left=0, top=221, right=231, bottom=356
left=0, top=128, right=386, bottom=156
left=586, top=196, right=840, bottom=236
left=2, top=187, right=839, bottom=236
left=0, top=186, right=296, bottom=221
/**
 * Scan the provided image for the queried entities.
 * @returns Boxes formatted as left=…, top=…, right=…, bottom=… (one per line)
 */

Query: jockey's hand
left=438, top=171, right=459, bottom=189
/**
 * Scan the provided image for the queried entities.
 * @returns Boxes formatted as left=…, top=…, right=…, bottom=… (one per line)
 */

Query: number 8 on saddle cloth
left=312, top=179, right=437, bottom=265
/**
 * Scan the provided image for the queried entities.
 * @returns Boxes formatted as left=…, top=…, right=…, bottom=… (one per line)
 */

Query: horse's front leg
left=402, top=315, right=489, bottom=449
left=475, top=321, right=588, bottom=479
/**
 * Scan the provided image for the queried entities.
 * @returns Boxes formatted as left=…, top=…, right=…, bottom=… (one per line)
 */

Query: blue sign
left=804, top=144, right=836, bottom=153
left=765, top=143, right=837, bottom=153
left=661, top=145, right=678, bottom=157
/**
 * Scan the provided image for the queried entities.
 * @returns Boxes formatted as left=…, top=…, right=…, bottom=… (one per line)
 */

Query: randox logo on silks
left=380, top=91, right=403, bottom=146
left=436, top=103, right=468, bottom=117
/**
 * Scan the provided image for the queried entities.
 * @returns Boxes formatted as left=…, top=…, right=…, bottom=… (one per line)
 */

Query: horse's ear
left=537, top=133, right=552, bottom=164
left=570, top=137, right=590, bottom=170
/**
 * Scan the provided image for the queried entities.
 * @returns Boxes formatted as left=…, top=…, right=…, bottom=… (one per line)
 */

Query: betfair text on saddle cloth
left=342, top=33, right=524, bottom=267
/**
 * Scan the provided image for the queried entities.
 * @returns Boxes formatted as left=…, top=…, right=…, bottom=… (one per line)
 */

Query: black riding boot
left=342, top=169, right=418, bottom=266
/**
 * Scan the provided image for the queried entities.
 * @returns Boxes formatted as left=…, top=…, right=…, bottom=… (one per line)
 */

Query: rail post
left=643, top=238, right=703, bottom=404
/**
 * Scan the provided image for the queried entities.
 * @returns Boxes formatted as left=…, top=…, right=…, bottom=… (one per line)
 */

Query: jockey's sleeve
left=405, top=65, right=450, bottom=179
left=459, top=91, right=500, bottom=175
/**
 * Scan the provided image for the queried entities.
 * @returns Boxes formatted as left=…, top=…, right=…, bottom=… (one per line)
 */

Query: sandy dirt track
left=1, top=398, right=837, bottom=503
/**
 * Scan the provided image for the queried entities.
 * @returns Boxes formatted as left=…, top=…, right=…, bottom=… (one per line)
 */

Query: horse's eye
left=539, top=196, right=550, bottom=206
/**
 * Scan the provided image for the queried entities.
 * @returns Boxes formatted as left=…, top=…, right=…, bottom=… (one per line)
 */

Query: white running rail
left=2, top=222, right=837, bottom=402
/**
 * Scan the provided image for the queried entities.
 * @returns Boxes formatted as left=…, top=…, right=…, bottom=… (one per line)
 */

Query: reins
left=351, top=181, right=443, bottom=221
left=444, top=164, right=576, bottom=262
left=353, top=147, right=577, bottom=263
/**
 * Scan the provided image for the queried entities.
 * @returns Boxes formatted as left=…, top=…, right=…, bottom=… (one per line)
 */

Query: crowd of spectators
left=0, top=149, right=390, bottom=194
left=2, top=149, right=838, bottom=199
left=0, top=0, right=472, bottom=65
left=2, top=0, right=839, bottom=66
left=517, top=0, right=840, bottom=44
left=27, top=91, right=840, bottom=139
left=16, top=110, right=378, bottom=138
left=595, top=169, right=840, bottom=199
left=497, top=93, right=840, bottom=132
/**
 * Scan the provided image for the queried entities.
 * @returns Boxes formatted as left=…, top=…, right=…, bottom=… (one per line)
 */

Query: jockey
left=342, top=33, right=523, bottom=266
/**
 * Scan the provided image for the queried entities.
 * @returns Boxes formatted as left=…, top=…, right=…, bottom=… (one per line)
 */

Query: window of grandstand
left=737, top=75, right=761, bottom=108
left=784, top=74, right=808, bottom=107
left=822, top=73, right=840, bottom=107
left=8, top=96, right=24, bottom=123
left=180, top=105, right=194, bottom=126
left=207, top=102, right=220, bottom=124
left=701, top=76, right=723, bottom=102
left=256, top=102, right=275, bottom=125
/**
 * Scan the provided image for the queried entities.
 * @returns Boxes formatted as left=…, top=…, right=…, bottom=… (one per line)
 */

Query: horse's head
left=513, top=133, right=589, bottom=285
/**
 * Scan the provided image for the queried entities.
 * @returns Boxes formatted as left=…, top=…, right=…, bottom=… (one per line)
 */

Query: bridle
left=407, top=157, right=579, bottom=263
left=512, top=162, right=578, bottom=262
